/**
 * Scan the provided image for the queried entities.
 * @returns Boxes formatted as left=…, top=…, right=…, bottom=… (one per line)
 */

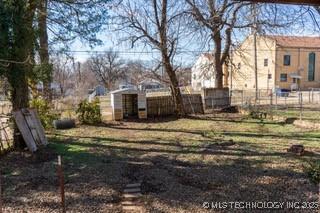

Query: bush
left=76, top=99, right=101, bottom=125
left=30, top=98, right=59, bottom=129
left=305, top=161, right=320, bottom=184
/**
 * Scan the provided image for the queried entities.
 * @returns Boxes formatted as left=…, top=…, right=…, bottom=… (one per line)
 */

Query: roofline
left=276, top=45, right=320, bottom=49
left=261, top=35, right=320, bottom=48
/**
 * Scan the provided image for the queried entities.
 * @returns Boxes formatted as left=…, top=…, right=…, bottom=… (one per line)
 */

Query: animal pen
left=100, top=88, right=147, bottom=121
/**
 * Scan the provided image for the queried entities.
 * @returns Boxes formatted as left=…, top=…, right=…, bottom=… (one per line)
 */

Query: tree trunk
left=8, top=0, right=36, bottom=148
left=162, top=54, right=185, bottom=116
left=38, top=0, right=52, bottom=101
left=213, top=32, right=224, bottom=89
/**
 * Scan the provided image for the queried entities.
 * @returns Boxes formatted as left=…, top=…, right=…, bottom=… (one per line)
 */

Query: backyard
left=1, top=113, right=319, bottom=212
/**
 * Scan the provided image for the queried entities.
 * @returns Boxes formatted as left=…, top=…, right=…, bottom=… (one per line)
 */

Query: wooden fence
left=147, top=94, right=204, bottom=117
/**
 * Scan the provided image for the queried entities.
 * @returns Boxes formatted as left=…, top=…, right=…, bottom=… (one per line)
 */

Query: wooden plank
left=29, top=109, right=48, bottom=146
left=13, top=111, right=37, bottom=152
left=22, top=109, right=42, bottom=146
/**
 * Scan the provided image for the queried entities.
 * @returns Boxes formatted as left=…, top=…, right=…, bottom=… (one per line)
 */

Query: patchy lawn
left=1, top=113, right=320, bottom=212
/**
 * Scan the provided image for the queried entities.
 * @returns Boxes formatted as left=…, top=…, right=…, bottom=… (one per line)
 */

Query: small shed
left=100, top=88, right=147, bottom=121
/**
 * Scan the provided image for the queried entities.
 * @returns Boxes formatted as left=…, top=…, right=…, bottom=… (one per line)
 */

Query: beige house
left=231, top=35, right=320, bottom=91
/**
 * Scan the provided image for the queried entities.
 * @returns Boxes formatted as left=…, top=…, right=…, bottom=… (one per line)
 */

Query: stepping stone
left=124, top=193, right=142, bottom=198
left=126, top=183, right=141, bottom=188
left=124, top=188, right=141, bottom=193
left=122, top=201, right=135, bottom=205
left=123, top=205, right=143, bottom=210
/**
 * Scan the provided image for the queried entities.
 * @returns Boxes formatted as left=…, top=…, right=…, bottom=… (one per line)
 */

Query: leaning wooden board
left=29, top=109, right=48, bottom=145
left=22, top=109, right=42, bottom=146
left=13, top=111, right=37, bottom=152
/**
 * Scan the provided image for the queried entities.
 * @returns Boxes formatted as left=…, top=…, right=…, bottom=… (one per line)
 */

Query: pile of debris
left=287, top=144, right=304, bottom=156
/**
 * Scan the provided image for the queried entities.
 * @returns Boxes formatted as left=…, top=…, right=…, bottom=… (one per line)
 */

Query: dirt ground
left=1, top=113, right=319, bottom=212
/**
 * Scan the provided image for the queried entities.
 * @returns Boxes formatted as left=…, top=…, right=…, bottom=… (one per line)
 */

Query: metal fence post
left=309, top=90, right=311, bottom=103
left=299, top=92, right=303, bottom=120
left=211, top=97, right=214, bottom=111
left=284, top=95, right=287, bottom=113
left=311, top=88, right=314, bottom=103
left=57, top=155, right=66, bottom=213
left=241, top=90, right=244, bottom=107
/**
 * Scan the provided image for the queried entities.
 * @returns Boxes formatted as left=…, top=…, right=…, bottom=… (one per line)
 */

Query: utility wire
left=58, top=48, right=320, bottom=54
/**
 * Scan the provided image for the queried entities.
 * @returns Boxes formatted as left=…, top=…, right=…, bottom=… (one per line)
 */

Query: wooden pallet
left=13, top=108, right=48, bottom=152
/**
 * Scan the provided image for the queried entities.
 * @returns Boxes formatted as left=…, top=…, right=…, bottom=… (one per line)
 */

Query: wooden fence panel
left=147, top=94, right=203, bottom=117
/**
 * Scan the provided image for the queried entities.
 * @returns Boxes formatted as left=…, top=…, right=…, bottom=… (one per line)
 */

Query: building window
left=308, top=52, right=315, bottom=81
left=264, top=59, right=268, bottom=67
left=284, top=55, right=291, bottom=66
left=268, top=74, right=272, bottom=79
left=280, top=73, right=287, bottom=82
left=237, top=63, right=241, bottom=69
left=193, top=74, right=196, bottom=80
left=293, top=78, right=297, bottom=83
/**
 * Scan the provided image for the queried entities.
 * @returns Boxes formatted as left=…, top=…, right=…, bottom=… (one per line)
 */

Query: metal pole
left=270, top=92, right=273, bottom=120
left=252, top=3, right=259, bottom=103
left=300, top=92, right=303, bottom=121
left=57, top=156, right=66, bottom=213
left=241, top=90, right=244, bottom=107
left=211, top=97, right=214, bottom=112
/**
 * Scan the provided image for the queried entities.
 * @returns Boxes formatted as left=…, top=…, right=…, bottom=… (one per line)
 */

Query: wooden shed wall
left=99, top=95, right=113, bottom=122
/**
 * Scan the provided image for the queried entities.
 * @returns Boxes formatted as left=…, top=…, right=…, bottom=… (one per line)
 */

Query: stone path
left=122, top=183, right=145, bottom=213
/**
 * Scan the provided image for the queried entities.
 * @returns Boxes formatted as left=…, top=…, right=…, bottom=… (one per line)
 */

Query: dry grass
left=1, top=113, right=320, bottom=212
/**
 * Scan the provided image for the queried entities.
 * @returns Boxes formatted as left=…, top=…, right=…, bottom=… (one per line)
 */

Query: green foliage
left=30, top=98, right=59, bottom=129
left=76, top=99, right=101, bottom=125
left=31, top=63, right=53, bottom=82
left=305, top=161, right=320, bottom=184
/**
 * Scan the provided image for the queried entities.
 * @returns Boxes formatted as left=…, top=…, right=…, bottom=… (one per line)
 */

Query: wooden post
left=0, top=169, right=2, bottom=213
left=57, top=155, right=66, bottom=213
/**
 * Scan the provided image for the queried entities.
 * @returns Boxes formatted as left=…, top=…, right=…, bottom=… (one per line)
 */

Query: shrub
left=305, top=161, right=320, bottom=184
left=30, top=98, right=59, bottom=129
left=76, top=99, right=101, bottom=125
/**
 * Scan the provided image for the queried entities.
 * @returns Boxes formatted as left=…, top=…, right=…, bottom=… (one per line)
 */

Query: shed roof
left=110, top=88, right=141, bottom=94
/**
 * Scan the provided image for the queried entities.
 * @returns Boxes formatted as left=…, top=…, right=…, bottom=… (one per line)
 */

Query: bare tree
left=52, top=56, right=73, bottom=97
left=87, top=50, right=125, bottom=90
left=185, top=0, right=251, bottom=89
left=115, top=0, right=186, bottom=116
left=124, top=60, right=149, bottom=85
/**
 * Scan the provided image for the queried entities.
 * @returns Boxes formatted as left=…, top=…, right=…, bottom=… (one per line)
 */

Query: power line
left=58, top=48, right=320, bottom=55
